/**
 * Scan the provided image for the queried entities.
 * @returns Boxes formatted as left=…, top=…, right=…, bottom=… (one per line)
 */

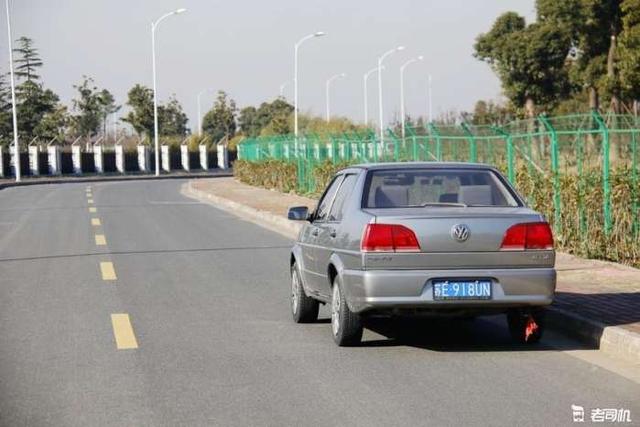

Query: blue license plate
left=432, top=280, right=492, bottom=300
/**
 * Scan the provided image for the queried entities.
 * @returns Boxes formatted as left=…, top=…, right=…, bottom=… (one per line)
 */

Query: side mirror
left=288, top=206, right=310, bottom=221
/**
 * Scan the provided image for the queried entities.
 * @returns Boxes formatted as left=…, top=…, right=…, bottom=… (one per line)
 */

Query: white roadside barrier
left=181, top=144, right=190, bottom=172
left=161, top=145, right=170, bottom=172
left=94, top=145, right=104, bottom=174
left=72, top=145, right=82, bottom=174
left=137, top=145, right=150, bottom=172
left=28, top=146, right=39, bottom=176
left=47, top=145, right=61, bottom=175
left=199, top=144, right=208, bottom=170
left=115, top=145, right=125, bottom=174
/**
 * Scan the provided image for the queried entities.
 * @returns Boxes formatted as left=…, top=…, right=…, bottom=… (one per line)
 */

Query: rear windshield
left=363, top=168, right=520, bottom=208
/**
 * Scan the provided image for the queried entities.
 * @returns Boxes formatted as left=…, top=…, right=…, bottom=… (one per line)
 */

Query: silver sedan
left=288, top=163, right=556, bottom=346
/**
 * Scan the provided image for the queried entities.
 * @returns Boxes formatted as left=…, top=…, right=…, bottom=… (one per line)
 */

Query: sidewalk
left=185, top=177, right=640, bottom=362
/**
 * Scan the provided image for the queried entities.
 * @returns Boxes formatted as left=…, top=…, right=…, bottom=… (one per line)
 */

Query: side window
left=314, top=175, right=344, bottom=222
left=328, top=174, right=357, bottom=222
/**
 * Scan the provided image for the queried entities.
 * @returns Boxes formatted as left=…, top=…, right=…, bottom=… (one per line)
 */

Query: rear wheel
left=507, top=309, right=545, bottom=344
left=291, top=262, right=319, bottom=323
left=331, top=277, right=363, bottom=346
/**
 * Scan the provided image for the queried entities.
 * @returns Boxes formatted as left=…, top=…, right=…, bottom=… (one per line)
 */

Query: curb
left=0, top=170, right=233, bottom=191
left=546, top=308, right=640, bottom=363
left=184, top=180, right=640, bottom=363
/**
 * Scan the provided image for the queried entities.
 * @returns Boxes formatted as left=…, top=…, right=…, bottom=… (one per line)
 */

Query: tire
left=331, top=276, right=363, bottom=346
left=291, top=262, right=319, bottom=323
left=507, top=308, right=545, bottom=344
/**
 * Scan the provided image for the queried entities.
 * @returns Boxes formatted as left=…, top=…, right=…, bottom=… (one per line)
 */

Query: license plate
left=432, top=280, right=492, bottom=300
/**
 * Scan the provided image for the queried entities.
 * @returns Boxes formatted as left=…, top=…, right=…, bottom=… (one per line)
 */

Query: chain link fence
left=238, top=112, right=639, bottom=264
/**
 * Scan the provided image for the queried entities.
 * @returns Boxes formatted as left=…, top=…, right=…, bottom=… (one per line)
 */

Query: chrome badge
left=451, top=224, right=470, bottom=242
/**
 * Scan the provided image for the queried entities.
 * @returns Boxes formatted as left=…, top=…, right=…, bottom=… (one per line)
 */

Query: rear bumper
left=341, top=267, right=556, bottom=314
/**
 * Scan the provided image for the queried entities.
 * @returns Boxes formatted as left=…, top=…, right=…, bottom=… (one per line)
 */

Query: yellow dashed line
left=100, top=262, right=117, bottom=281
left=95, top=234, right=107, bottom=246
left=91, top=218, right=101, bottom=226
left=89, top=207, right=97, bottom=213
left=111, top=314, right=139, bottom=350
left=88, top=199, right=94, bottom=204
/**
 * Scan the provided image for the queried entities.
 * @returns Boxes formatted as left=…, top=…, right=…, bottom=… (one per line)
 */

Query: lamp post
left=151, top=7, right=187, bottom=176
left=363, top=66, right=382, bottom=127
left=279, top=81, right=290, bottom=98
left=294, top=31, right=325, bottom=142
left=377, top=46, right=405, bottom=147
left=325, top=73, right=346, bottom=123
left=197, top=88, right=215, bottom=136
left=5, top=0, right=19, bottom=182
left=400, top=55, right=423, bottom=140
left=428, top=74, right=433, bottom=123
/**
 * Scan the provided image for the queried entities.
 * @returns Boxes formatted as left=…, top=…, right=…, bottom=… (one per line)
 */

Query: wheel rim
left=291, top=270, right=299, bottom=315
left=331, top=284, right=341, bottom=336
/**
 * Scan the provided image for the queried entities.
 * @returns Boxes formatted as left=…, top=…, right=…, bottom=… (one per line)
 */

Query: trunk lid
left=362, top=207, right=554, bottom=269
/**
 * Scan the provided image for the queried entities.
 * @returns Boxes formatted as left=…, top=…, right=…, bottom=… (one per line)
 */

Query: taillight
left=500, top=222, right=554, bottom=250
left=361, top=224, right=421, bottom=252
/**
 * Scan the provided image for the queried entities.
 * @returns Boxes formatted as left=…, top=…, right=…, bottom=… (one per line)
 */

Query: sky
left=2, top=0, right=536, bottom=133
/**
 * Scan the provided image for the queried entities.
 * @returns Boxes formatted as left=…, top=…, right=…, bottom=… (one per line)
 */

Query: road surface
left=0, top=180, right=638, bottom=426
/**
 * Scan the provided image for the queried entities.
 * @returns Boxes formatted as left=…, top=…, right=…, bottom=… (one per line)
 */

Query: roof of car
left=345, top=162, right=497, bottom=171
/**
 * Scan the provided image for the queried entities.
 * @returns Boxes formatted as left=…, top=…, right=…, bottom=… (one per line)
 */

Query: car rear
left=340, top=165, right=556, bottom=315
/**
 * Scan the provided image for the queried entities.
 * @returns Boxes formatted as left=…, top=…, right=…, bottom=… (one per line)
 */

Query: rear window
left=363, top=168, right=520, bottom=208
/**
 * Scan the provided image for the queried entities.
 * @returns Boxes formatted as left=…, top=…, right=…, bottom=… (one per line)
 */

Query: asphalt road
left=0, top=180, right=638, bottom=427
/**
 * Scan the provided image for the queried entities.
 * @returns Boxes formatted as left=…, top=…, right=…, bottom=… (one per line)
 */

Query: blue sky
left=3, top=0, right=536, bottom=131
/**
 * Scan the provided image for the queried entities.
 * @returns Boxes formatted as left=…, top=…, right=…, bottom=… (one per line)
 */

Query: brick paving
left=191, top=177, right=640, bottom=337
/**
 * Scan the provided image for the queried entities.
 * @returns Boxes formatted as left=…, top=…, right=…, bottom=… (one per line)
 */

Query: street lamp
left=294, top=31, right=326, bottom=140
left=428, top=74, right=433, bottom=123
left=151, top=7, right=187, bottom=176
left=400, top=55, right=423, bottom=140
left=325, top=73, right=346, bottom=123
left=197, top=88, right=215, bottom=136
left=279, top=81, right=290, bottom=98
left=363, top=66, right=383, bottom=127
left=377, top=46, right=405, bottom=147
left=5, top=0, right=19, bottom=182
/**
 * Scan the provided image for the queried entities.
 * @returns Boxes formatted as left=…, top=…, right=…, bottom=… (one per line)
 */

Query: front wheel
left=507, top=309, right=545, bottom=344
left=331, top=277, right=363, bottom=346
left=291, top=262, right=319, bottom=323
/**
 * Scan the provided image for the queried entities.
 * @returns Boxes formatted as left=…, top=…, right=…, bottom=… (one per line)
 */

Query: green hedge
left=234, top=159, right=639, bottom=267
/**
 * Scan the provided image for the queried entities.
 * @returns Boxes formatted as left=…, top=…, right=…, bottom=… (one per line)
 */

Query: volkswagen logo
left=451, top=224, right=470, bottom=242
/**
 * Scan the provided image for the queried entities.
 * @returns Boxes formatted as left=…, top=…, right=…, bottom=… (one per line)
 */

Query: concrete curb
left=184, top=180, right=640, bottom=363
left=0, top=170, right=233, bottom=191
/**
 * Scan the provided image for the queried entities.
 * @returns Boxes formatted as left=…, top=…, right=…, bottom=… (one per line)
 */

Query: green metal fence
left=238, top=112, right=640, bottom=246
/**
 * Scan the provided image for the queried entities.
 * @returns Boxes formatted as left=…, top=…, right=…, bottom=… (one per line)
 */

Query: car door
left=313, top=173, right=358, bottom=297
left=304, top=175, right=344, bottom=295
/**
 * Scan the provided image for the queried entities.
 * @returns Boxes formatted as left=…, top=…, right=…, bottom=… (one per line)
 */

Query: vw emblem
left=451, top=224, right=470, bottom=242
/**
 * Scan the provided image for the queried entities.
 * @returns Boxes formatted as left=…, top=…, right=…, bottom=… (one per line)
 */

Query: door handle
left=311, top=228, right=319, bottom=237
left=329, top=229, right=337, bottom=238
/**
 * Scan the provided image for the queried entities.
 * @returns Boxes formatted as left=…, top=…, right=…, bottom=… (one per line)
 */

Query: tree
left=159, top=96, right=188, bottom=136
left=202, top=91, right=237, bottom=142
left=16, top=80, right=59, bottom=140
left=122, top=84, right=155, bottom=138
left=618, top=0, right=640, bottom=106
left=13, top=37, right=43, bottom=82
left=34, top=105, right=69, bottom=141
left=238, top=98, right=294, bottom=137
left=471, top=100, right=513, bottom=125
left=0, top=74, right=13, bottom=144
left=72, top=76, right=107, bottom=137
left=122, top=84, right=187, bottom=138
left=474, top=12, right=572, bottom=116
left=98, top=89, right=120, bottom=137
